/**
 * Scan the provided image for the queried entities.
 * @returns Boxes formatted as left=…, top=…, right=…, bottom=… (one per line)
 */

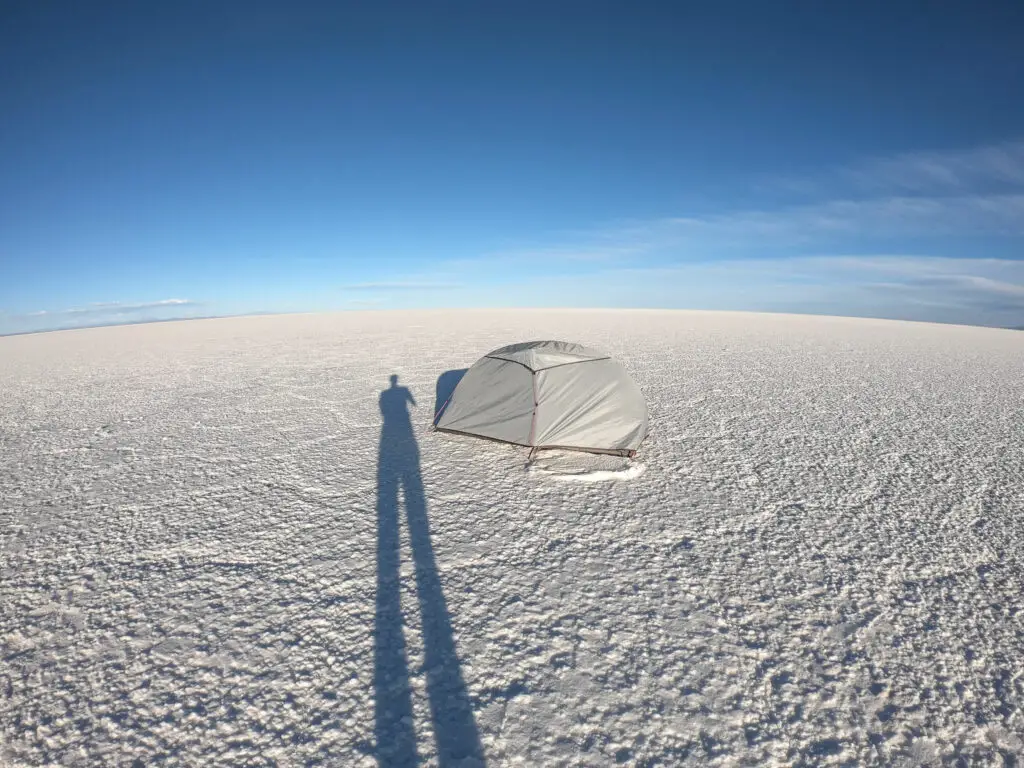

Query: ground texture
left=2, top=309, right=1023, bottom=766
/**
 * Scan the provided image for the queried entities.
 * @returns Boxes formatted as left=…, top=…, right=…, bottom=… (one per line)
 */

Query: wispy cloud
left=468, top=255, right=1024, bottom=327
left=467, top=140, right=1024, bottom=265
left=766, top=139, right=1024, bottom=200
left=475, top=245, right=643, bottom=265
left=346, top=298, right=386, bottom=306
left=825, top=257, right=1024, bottom=321
left=26, top=298, right=199, bottom=318
left=340, top=282, right=461, bottom=290
left=842, top=139, right=1024, bottom=193
left=574, top=194, right=1024, bottom=255
left=342, top=139, right=1024, bottom=327
left=2, top=299, right=204, bottom=334
left=796, top=255, right=1024, bottom=299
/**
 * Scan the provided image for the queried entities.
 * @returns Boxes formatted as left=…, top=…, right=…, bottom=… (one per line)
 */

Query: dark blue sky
left=3, top=1, right=1023, bottom=332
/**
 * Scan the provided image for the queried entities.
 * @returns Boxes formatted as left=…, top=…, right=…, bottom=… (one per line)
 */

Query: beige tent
left=433, top=340, right=648, bottom=457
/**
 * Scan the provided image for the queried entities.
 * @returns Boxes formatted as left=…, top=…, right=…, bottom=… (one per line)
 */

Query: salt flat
left=1, top=309, right=1023, bottom=766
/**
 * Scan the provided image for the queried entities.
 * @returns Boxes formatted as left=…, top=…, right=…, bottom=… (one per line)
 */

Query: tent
left=433, top=340, right=648, bottom=457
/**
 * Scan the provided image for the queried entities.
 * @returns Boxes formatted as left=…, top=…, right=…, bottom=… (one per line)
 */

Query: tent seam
left=531, top=357, right=611, bottom=372
left=528, top=371, right=539, bottom=445
left=483, top=355, right=536, bottom=372
left=484, top=355, right=610, bottom=372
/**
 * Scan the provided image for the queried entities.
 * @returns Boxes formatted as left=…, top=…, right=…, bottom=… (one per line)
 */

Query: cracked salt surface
left=2, top=309, right=1023, bottom=766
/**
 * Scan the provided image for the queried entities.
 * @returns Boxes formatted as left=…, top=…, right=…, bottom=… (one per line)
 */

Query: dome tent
left=433, top=340, right=648, bottom=457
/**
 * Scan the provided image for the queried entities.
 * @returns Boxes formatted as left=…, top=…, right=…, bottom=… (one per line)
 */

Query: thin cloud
left=640, top=194, right=1024, bottom=247
left=471, top=142, right=1024, bottom=265
left=463, top=254, right=1024, bottom=327
left=340, top=282, right=461, bottom=290
left=480, top=245, right=642, bottom=264
left=482, top=194, right=1022, bottom=267
left=422, top=138, right=1024, bottom=329
left=25, top=299, right=200, bottom=318
left=830, top=258, right=1024, bottom=313
left=843, top=139, right=1024, bottom=193
left=422, top=140, right=1024, bottom=290
left=346, top=298, right=386, bottom=306
left=800, top=255, right=1024, bottom=283
left=3, top=300, right=205, bottom=336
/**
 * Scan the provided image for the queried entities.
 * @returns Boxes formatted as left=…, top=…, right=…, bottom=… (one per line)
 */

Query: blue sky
left=2, top=1, right=1023, bottom=333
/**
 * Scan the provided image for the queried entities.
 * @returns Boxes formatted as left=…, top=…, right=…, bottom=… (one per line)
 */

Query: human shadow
left=433, top=368, right=468, bottom=425
left=375, top=374, right=484, bottom=766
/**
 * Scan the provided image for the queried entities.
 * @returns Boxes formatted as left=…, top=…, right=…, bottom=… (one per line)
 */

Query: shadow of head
left=379, top=375, right=418, bottom=445
left=433, top=368, right=468, bottom=424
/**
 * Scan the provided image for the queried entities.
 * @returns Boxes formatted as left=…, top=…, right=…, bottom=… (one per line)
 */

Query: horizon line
left=2, top=307, right=1022, bottom=339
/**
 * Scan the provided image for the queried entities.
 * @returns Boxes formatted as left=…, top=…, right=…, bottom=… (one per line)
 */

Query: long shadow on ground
left=375, top=374, right=484, bottom=766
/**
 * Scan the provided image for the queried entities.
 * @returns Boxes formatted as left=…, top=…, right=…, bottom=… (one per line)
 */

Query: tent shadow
left=375, top=374, right=484, bottom=767
left=433, top=368, right=468, bottom=425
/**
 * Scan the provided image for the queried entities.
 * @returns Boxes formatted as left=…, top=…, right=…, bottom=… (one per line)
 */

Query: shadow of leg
left=374, top=461, right=418, bottom=767
left=403, top=466, right=485, bottom=766
left=376, top=376, right=484, bottom=765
